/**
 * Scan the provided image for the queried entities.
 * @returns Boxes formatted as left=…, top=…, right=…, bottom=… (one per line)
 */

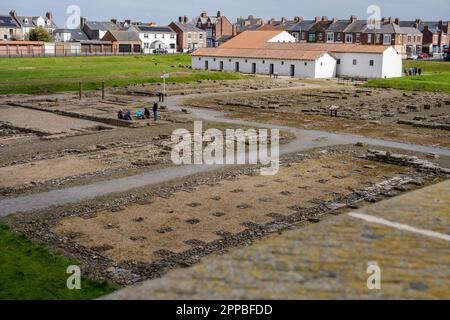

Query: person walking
left=418, top=68, right=422, bottom=76
left=153, top=101, right=159, bottom=122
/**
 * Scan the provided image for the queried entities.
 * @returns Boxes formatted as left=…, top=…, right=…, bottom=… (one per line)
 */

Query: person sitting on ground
left=117, top=109, right=124, bottom=120
left=144, top=107, right=151, bottom=119
left=136, top=109, right=144, bottom=119
left=124, top=110, right=132, bottom=121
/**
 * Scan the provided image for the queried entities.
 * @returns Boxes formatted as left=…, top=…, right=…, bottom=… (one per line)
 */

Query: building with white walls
left=192, top=30, right=402, bottom=79
left=129, top=25, right=177, bottom=54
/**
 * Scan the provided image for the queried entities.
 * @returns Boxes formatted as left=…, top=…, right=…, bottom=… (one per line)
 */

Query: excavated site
left=1, top=78, right=450, bottom=289
left=183, top=86, right=450, bottom=148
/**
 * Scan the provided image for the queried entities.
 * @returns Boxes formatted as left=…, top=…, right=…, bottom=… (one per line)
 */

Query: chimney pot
left=314, top=16, right=320, bottom=23
left=111, top=18, right=117, bottom=24
left=9, top=10, right=17, bottom=18
left=248, top=15, right=254, bottom=20
left=322, top=16, right=328, bottom=22
left=217, top=11, right=221, bottom=17
left=46, top=12, right=53, bottom=20
left=394, top=18, right=400, bottom=25
left=350, top=15, right=357, bottom=23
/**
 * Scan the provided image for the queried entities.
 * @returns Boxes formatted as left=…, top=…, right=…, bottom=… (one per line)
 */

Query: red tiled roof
left=263, top=42, right=390, bottom=53
left=192, top=47, right=328, bottom=61
left=219, top=30, right=288, bottom=48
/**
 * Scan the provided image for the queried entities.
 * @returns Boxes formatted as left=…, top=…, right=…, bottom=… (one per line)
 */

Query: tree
left=28, top=27, right=53, bottom=42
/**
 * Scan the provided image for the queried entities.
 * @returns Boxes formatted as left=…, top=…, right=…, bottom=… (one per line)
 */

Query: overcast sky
left=1, top=0, right=449, bottom=27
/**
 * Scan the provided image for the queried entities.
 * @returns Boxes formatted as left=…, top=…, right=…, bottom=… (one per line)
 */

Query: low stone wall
left=398, top=119, right=450, bottom=131
left=364, top=149, right=450, bottom=175
left=8, top=102, right=132, bottom=128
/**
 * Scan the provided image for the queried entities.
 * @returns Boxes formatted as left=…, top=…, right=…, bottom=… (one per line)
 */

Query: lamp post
left=160, top=73, right=170, bottom=102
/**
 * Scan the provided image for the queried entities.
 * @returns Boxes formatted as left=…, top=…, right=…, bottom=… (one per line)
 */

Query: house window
left=245, top=59, right=248, bottom=63
left=144, top=43, right=149, bottom=48
left=369, top=60, right=374, bottom=66
left=336, top=33, right=342, bottom=41
left=327, top=32, right=334, bottom=42
left=304, top=62, right=307, bottom=66
left=213, top=58, right=216, bottom=61
left=170, top=34, right=175, bottom=39
left=281, top=61, right=284, bottom=65
left=318, top=32, right=323, bottom=41
left=345, top=34, right=353, bottom=43
left=162, top=34, right=165, bottom=39
left=198, top=58, right=201, bottom=61
left=383, top=34, right=391, bottom=44
left=229, top=59, right=231, bottom=62
left=144, top=34, right=149, bottom=38
left=262, top=60, right=265, bottom=64
left=376, top=34, right=381, bottom=43
left=308, top=32, right=316, bottom=42
left=356, top=33, right=361, bottom=43
left=199, top=33, right=203, bottom=39
left=352, top=59, right=357, bottom=65
left=367, top=34, right=372, bottom=43
left=188, top=33, right=191, bottom=39
left=337, top=59, right=341, bottom=65
left=301, top=32, right=306, bottom=40
left=154, top=34, right=157, bottom=39
left=408, top=35, right=412, bottom=43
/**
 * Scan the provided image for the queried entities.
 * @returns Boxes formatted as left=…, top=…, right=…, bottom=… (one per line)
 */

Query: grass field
left=365, top=60, right=450, bottom=93
left=0, top=54, right=245, bottom=94
left=0, top=222, right=116, bottom=299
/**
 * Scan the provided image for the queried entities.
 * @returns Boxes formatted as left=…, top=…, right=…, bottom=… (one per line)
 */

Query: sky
left=1, top=0, right=449, bottom=27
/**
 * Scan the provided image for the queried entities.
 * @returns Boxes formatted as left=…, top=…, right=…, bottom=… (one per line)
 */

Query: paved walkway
left=1, top=87, right=450, bottom=217
left=106, top=179, right=450, bottom=300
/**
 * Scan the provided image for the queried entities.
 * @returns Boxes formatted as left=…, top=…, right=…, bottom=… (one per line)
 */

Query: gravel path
left=1, top=83, right=449, bottom=217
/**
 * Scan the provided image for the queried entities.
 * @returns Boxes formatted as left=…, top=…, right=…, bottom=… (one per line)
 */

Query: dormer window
left=24, top=18, right=29, bottom=24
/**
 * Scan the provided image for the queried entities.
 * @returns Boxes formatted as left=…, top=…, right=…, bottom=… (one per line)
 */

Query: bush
left=28, top=27, right=53, bottom=42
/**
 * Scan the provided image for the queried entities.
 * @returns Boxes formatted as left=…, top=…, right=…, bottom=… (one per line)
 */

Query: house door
left=219, top=61, right=224, bottom=70
left=269, top=63, right=274, bottom=75
left=205, top=60, right=209, bottom=70
left=290, top=65, right=295, bottom=77
left=252, top=63, right=256, bottom=74
left=235, top=62, right=240, bottom=72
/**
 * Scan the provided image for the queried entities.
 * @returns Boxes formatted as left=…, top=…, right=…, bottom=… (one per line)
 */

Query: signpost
left=161, top=73, right=170, bottom=100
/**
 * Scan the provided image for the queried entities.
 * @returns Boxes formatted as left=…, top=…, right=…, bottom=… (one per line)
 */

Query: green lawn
left=0, top=54, right=244, bottom=94
left=365, top=60, right=450, bottom=93
left=0, top=222, right=117, bottom=299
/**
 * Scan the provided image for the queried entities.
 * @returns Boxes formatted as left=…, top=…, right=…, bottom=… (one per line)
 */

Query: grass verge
left=0, top=54, right=245, bottom=95
left=0, top=221, right=117, bottom=299
left=365, top=60, right=450, bottom=93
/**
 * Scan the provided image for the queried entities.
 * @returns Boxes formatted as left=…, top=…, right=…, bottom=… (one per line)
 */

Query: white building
left=13, top=12, right=58, bottom=39
left=192, top=30, right=402, bottom=79
left=130, top=25, right=177, bottom=54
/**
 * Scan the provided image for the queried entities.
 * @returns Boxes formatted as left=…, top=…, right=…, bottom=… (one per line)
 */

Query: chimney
left=294, top=16, right=303, bottom=23
left=178, top=16, right=183, bottom=23
left=314, top=16, right=320, bottom=23
left=350, top=15, right=357, bottom=23
left=9, top=10, right=17, bottom=18
left=322, top=16, right=328, bottom=22
left=333, top=17, right=338, bottom=23
left=281, top=17, right=287, bottom=23
left=184, top=16, right=188, bottom=23
left=394, top=18, right=400, bottom=25
left=269, top=18, right=275, bottom=25
left=46, top=12, right=53, bottom=20
left=248, top=15, right=254, bottom=20
left=111, top=18, right=117, bottom=24
left=201, top=11, right=208, bottom=18
left=438, top=20, right=443, bottom=29
left=125, top=19, right=131, bottom=25
left=217, top=11, right=221, bottom=17
left=80, top=16, right=86, bottom=28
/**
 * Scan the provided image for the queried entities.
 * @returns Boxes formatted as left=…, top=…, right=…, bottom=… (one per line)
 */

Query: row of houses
left=192, top=30, right=403, bottom=79
left=233, top=15, right=450, bottom=58
left=1, top=9, right=448, bottom=57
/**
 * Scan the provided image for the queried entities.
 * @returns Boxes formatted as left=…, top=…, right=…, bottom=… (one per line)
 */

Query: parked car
left=407, top=54, right=418, bottom=60
left=418, top=53, right=429, bottom=60
left=153, top=48, right=168, bottom=54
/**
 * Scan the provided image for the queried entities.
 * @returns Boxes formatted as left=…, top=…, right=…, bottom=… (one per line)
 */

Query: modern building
left=102, top=29, right=141, bottom=53
left=169, top=16, right=206, bottom=52
left=129, top=25, right=177, bottom=54
left=192, top=30, right=402, bottom=79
